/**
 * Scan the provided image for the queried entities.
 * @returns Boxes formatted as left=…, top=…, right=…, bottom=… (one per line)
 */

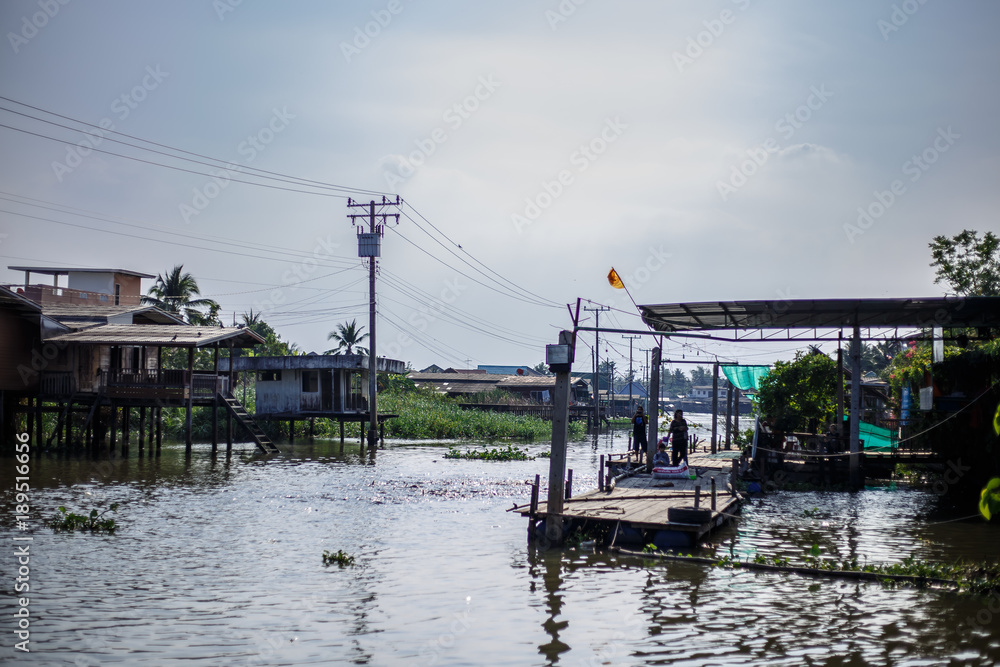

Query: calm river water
left=2, top=419, right=1000, bottom=666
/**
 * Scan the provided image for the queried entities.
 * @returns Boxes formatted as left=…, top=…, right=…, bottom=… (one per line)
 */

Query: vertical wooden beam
left=711, top=362, right=719, bottom=454
left=565, top=469, right=573, bottom=500
left=379, top=420, right=384, bottom=447
left=65, top=401, right=72, bottom=448
left=185, top=347, right=194, bottom=451
left=724, top=382, right=733, bottom=450
left=849, top=324, right=862, bottom=488
left=109, top=402, right=117, bottom=452
left=545, top=368, right=572, bottom=544
left=598, top=454, right=605, bottom=492
left=122, top=406, right=130, bottom=456
left=289, top=420, right=294, bottom=444
left=339, top=420, right=345, bottom=444
left=139, top=406, right=146, bottom=452
left=733, top=386, right=740, bottom=443
left=836, top=338, right=845, bottom=445
left=646, top=345, right=661, bottom=470
left=212, top=346, right=219, bottom=453
left=156, top=407, right=162, bottom=454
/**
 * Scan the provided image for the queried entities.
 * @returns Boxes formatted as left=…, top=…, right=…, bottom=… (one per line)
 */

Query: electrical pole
left=622, top=334, right=640, bottom=412
left=583, top=305, right=609, bottom=429
left=347, top=196, right=400, bottom=449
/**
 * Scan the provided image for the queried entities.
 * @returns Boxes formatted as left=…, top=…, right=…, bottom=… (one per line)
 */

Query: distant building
left=477, top=365, right=543, bottom=376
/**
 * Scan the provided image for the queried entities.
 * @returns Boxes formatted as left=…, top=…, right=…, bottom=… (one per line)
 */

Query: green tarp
left=843, top=415, right=896, bottom=451
left=721, top=365, right=770, bottom=393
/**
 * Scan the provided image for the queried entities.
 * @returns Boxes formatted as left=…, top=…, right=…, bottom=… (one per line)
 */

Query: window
left=99, top=294, right=108, bottom=302
left=302, top=371, right=318, bottom=393
left=114, top=283, right=121, bottom=306
left=258, top=371, right=281, bottom=382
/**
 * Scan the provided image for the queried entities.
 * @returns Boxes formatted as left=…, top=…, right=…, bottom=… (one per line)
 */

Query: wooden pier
left=514, top=451, right=743, bottom=549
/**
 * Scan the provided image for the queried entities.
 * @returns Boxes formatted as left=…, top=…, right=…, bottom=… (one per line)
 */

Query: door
left=321, top=370, right=333, bottom=411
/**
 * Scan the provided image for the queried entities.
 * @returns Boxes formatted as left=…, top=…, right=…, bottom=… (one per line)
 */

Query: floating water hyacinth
left=980, top=478, right=1000, bottom=521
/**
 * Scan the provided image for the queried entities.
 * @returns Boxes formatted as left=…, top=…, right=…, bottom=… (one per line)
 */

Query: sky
left=1, top=1, right=998, bottom=377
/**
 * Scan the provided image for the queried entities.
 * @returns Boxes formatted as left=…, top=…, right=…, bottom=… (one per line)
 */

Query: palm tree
left=143, top=264, right=220, bottom=324
left=325, top=319, right=368, bottom=355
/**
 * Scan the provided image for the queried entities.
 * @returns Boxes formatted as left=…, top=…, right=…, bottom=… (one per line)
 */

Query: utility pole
left=347, top=196, right=401, bottom=449
left=583, top=305, right=609, bottom=429
left=622, top=334, right=640, bottom=412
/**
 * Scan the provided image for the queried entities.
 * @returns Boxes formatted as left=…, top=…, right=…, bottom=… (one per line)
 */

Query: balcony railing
left=99, top=369, right=228, bottom=400
left=40, top=371, right=75, bottom=396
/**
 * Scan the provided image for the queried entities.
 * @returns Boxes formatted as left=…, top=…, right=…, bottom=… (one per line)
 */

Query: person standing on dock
left=631, top=406, right=648, bottom=460
left=668, top=409, right=689, bottom=465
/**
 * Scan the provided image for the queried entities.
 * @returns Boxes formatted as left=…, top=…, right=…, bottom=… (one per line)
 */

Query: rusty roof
left=44, top=324, right=264, bottom=347
left=41, top=304, right=186, bottom=325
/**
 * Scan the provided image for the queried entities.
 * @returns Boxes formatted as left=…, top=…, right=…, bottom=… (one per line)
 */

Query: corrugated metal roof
left=640, top=297, right=1000, bottom=332
left=0, top=284, right=42, bottom=314
left=8, top=266, right=155, bottom=278
left=44, top=324, right=264, bottom=347
left=408, top=372, right=499, bottom=384
left=41, top=304, right=185, bottom=325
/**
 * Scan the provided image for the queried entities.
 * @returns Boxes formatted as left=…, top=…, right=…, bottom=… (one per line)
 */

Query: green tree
left=861, top=341, right=901, bottom=378
left=325, top=319, right=369, bottom=355
left=241, top=310, right=299, bottom=357
left=690, top=365, right=711, bottom=387
left=756, top=350, right=839, bottom=432
left=532, top=362, right=552, bottom=376
left=929, top=229, right=1000, bottom=296
left=143, top=264, right=221, bottom=324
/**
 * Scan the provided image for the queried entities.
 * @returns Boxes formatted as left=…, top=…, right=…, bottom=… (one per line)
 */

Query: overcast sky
left=1, top=1, right=997, bottom=375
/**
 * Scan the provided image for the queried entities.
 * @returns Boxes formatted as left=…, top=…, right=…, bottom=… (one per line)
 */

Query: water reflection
left=1, top=435, right=999, bottom=665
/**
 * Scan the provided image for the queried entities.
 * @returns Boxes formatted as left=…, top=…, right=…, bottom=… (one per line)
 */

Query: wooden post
left=724, top=382, right=733, bottom=450
left=694, top=484, right=702, bottom=508
left=733, top=387, right=740, bottom=444
left=185, top=347, right=194, bottom=451
left=227, top=340, right=234, bottom=450
left=139, top=406, right=146, bottom=452
left=836, top=339, right=845, bottom=446
left=711, top=476, right=717, bottom=511
left=599, top=454, right=605, bottom=492
left=155, top=407, right=162, bottom=454
left=289, top=420, right=294, bottom=444
left=849, top=324, right=862, bottom=488
left=122, top=406, right=130, bottom=455
left=379, top=420, right=385, bottom=446
left=545, top=329, right=575, bottom=546
left=565, top=469, right=573, bottom=500
left=310, top=418, right=315, bottom=441
left=711, top=362, right=719, bottom=454
left=211, top=346, right=219, bottom=453
left=109, top=402, right=117, bottom=452
left=65, top=402, right=72, bottom=447
left=340, top=420, right=345, bottom=444
left=546, top=367, right=572, bottom=544
left=646, top=345, right=661, bottom=471
left=528, top=473, right=540, bottom=541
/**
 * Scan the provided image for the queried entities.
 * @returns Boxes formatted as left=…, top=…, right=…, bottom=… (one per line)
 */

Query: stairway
left=219, top=393, right=280, bottom=455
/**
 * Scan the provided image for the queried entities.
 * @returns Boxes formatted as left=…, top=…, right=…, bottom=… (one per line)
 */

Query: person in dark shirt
left=653, top=441, right=671, bottom=467
left=631, top=406, right=648, bottom=458
left=668, top=409, right=689, bottom=465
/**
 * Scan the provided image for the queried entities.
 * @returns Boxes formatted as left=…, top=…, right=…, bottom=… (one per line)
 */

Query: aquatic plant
left=980, top=478, right=1000, bottom=521
left=444, top=444, right=534, bottom=461
left=47, top=504, right=119, bottom=534
left=322, top=550, right=356, bottom=567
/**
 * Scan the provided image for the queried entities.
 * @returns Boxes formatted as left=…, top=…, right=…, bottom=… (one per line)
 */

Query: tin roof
left=8, top=266, right=155, bottom=278
left=41, top=304, right=186, bottom=326
left=639, top=297, right=1000, bottom=332
left=44, top=324, right=264, bottom=347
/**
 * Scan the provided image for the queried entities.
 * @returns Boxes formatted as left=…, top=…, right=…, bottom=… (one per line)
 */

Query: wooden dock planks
left=516, top=468, right=741, bottom=542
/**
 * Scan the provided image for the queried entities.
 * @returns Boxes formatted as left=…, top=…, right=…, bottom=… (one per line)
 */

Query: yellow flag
left=608, top=268, right=624, bottom=289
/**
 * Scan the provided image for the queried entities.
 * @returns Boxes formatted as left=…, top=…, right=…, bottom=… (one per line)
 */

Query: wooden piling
left=711, top=477, right=717, bottom=511
left=339, top=420, right=345, bottom=444
left=565, top=469, right=573, bottom=499
left=155, top=407, right=162, bottom=454
left=599, top=454, right=605, bottom=492
left=122, top=406, right=130, bottom=455
left=139, top=406, right=146, bottom=452
left=694, top=484, right=701, bottom=508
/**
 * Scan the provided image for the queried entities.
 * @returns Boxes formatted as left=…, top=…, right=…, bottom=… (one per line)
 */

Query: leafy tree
left=690, top=365, right=712, bottom=387
left=143, top=264, right=221, bottom=324
left=325, top=319, right=369, bottom=355
left=756, top=350, right=839, bottom=432
left=241, top=310, right=299, bottom=357
left=532, top=362, right=552, bottom=376
left=861, top=341, right=901, bottom=378
left=929, top=230, right=1000, bottom=296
